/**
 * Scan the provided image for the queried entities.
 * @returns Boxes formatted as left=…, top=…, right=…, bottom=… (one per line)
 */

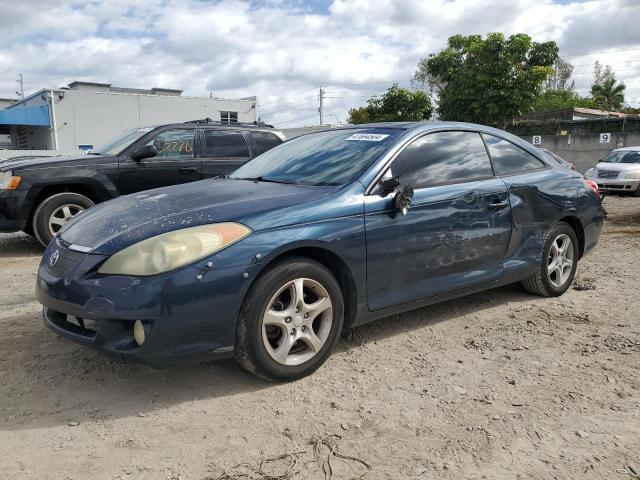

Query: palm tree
left=591, top=78, right=626, bottom=111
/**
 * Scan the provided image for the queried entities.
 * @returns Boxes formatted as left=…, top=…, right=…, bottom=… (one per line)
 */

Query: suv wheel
left=32, top=192, right=94, bottom=247
left=235, top=257, right=344, bottom=381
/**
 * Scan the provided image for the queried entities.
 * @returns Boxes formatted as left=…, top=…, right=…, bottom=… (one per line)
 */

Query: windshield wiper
left=240, top=176, right=298, bottom=185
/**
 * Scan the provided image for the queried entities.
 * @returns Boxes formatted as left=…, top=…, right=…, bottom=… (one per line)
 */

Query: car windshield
left=93, top=127, right=153, bottom=155
left=602, top=151, right=640, bottom=164
left=230, top=128, right=402, bottom=186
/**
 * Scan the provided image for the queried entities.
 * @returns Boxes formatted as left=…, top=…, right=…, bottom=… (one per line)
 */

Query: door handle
left=488, top=200, right=509, bottom=210
left=179, top=166, right=198, bottom=173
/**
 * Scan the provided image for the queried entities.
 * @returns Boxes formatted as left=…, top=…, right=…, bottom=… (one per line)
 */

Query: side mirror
left=130, top=145, right=157, bottom=161
left=380, top=176, right=400, bottom=192
left=394, top=185, right=414, bottom=216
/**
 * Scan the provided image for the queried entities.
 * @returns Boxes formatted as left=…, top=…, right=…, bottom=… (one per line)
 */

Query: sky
left=0, top=0, right=639, bottom=127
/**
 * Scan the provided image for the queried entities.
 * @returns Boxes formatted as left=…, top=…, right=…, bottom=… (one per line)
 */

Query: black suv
left=0, top=120, right=285, bottom=246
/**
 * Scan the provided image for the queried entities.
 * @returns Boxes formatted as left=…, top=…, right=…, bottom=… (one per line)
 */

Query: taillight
left=571, top=164, right=576, bottom=170
left=583, top=178, right=600, bottom=200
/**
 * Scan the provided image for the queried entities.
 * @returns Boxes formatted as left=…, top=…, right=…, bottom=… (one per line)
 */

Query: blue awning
left=0, top=104, right=50, bottom=126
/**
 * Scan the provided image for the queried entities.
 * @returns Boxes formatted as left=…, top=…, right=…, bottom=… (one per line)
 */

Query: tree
left=346, top=107, right=370, bottom=124
left=415, top=33, right=558, bottom=126
left=532, top=89, right=593, bottom=112
left=347, top=84, right=432, bottom=124
left=590, top=62, right=625, bottom=111
left=546, top=58, right=575, bottom=91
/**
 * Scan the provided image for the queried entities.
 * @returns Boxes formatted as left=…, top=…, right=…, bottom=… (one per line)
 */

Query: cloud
left=0, top=0, right=638, bottom=127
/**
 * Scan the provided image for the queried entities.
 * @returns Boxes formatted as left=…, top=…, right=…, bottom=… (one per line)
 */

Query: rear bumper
left=0, top=189, right=30, bottom=232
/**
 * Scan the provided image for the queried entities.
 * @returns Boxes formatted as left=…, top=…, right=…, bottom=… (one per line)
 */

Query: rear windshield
left=230, top=128, right=401, bottom=186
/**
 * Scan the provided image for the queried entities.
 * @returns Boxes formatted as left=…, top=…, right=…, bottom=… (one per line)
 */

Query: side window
left=204, top=130, right=250, bottom=158
left=389, top=131, right=493, bottom=189
left=250, top=131, right=283, bottom=154
left=144, top=129, right=194, bottom=159
left=483, top=134, right=546, bottom=175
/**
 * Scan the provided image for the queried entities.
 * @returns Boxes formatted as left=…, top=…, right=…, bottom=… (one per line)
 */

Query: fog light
left=133, top=320, right=146, bottom=346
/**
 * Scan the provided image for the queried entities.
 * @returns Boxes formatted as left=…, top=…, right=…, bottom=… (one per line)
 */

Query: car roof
left=612, top=146, right=640, bottom=152
left=146, top=120, right=280, bottom=133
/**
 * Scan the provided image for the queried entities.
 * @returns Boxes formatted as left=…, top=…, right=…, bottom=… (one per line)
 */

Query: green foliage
left=532, top=89, right=594, bottom=112
left=416, top=33, right=558, bottom=126
left=347, top=84, right=432, bottom=124
left=346, top=107, right=370, bottom=124
left=590, top=62, right=626, bottom=111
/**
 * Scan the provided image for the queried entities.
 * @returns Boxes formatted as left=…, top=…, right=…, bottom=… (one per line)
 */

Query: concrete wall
left=51, top=90, right=257, bottom=152
left=7, top=89, right=257, bottom=151
left=519, top=132, right=640, bottom=173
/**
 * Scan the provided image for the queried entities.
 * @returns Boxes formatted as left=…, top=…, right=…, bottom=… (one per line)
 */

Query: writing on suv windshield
left=231, top=128, right=401, bottom=186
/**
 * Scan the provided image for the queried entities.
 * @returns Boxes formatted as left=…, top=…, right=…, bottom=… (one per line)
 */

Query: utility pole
left=16, top=73, right=24, bottom=101
left=318, top=87, right=325, bottom=126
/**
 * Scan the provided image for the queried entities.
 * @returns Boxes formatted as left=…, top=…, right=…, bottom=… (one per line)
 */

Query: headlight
left=584, top=168, right=594, bottom=178
left=624, top=171, right=640, bottom=180
left=0, top=170, right=21, bottom=190
left=98, top=223, right=251, bottom=276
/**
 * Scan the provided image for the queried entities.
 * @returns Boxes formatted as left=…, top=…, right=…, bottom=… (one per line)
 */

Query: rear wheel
left=32, top=192, right=94, bottom=247
left=522, top=223, right=578, bottom=297
left=235, top=257, right=344, bottom=381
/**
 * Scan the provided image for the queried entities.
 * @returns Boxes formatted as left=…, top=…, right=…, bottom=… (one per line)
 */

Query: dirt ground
left=1, top=196, right=639, bottom=480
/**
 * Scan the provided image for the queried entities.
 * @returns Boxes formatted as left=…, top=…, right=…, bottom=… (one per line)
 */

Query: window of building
left=220, top=111, right=238, bottom=124
left=389, top=131, right=494, bottom=189
left=482, top=134, right=546, bottom=176
left=204, top=130, right=250, bottom=158
left=145, top=129, right=195, bottom=159
left=250, top=131, right=283, bottom=154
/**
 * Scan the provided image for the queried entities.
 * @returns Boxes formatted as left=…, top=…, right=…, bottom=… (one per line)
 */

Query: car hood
left=595, top=162, right=640, bottom=172
left=60, top=179, right=336, bottom=255
left=0, top=154, right=113, bottom=171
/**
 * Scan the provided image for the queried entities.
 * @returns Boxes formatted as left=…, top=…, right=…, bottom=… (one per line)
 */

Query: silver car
left=585, top=146, right=640, bottom=196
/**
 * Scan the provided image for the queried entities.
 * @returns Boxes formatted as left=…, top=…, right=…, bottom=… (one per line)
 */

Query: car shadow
left=0, top=283, right=533, bottom=432
left=0, top=233, right=43, bottom=258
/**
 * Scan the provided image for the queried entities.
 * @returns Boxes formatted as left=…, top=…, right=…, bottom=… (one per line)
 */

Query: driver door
left=117, top=128, right=201, bottom=194
left=364, top=130, right=512, bottom=311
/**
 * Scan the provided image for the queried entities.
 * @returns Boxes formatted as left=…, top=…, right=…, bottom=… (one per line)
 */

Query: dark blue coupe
left=36, top=122, right=604, bottom=380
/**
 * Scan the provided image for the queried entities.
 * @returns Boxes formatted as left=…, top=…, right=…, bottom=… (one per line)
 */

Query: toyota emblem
left=49, top=249, right=60, bottom=268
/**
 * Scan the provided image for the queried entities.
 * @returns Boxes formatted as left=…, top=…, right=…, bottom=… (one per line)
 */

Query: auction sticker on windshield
left=346, top=133, right=390, bottom=142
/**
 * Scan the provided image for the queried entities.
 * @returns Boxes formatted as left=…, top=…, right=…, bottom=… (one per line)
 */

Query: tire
left=235, top=257, right=344, bottom=381
left=633, top=184, right=640, bottom=197
left=522, top=222, right=579, bottom=297
left=32, top=192, right=94, bottom=247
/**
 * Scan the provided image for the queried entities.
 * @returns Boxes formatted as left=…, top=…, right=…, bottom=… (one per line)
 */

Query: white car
left=585, top=146, right=640, bottom=196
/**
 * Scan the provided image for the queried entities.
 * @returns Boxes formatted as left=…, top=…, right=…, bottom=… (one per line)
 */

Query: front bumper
left=36, top=240, right=252, bottom=365
left=594, top=178, right=640, bottom=192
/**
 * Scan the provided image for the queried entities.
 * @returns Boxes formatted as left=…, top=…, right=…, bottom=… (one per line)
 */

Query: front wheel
left=235, top=257, right=344, bottom=381
left=522, top=223, right=578, bottom=297
left=32, top=192, right=94, bottom=247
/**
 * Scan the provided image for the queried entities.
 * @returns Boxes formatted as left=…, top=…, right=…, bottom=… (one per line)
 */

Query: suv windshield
left=93, top=127, right=153, bottom=155
left=602, top=150, right=640, bottom=164
left=230, top=128, right=401, bottom=186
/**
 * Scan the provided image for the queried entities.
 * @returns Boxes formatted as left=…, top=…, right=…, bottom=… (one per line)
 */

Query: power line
left=562, top=46, right=640, bottom=58
left=277, top=113, right=319, bottom=126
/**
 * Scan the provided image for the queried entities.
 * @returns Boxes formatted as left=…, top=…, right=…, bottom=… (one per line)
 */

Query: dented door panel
left=364, top=178, right=512, bottom=311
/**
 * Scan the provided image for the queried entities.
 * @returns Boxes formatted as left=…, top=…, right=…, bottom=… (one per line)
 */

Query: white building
left=0, top=81, right=257, bottom=152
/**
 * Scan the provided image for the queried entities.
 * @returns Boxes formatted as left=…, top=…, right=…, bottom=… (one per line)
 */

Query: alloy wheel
left=547, top=233, right=574, bottom=288
left=48, top=204, right=85, bottom=236
left=261, top=277, right=333, bottom=366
